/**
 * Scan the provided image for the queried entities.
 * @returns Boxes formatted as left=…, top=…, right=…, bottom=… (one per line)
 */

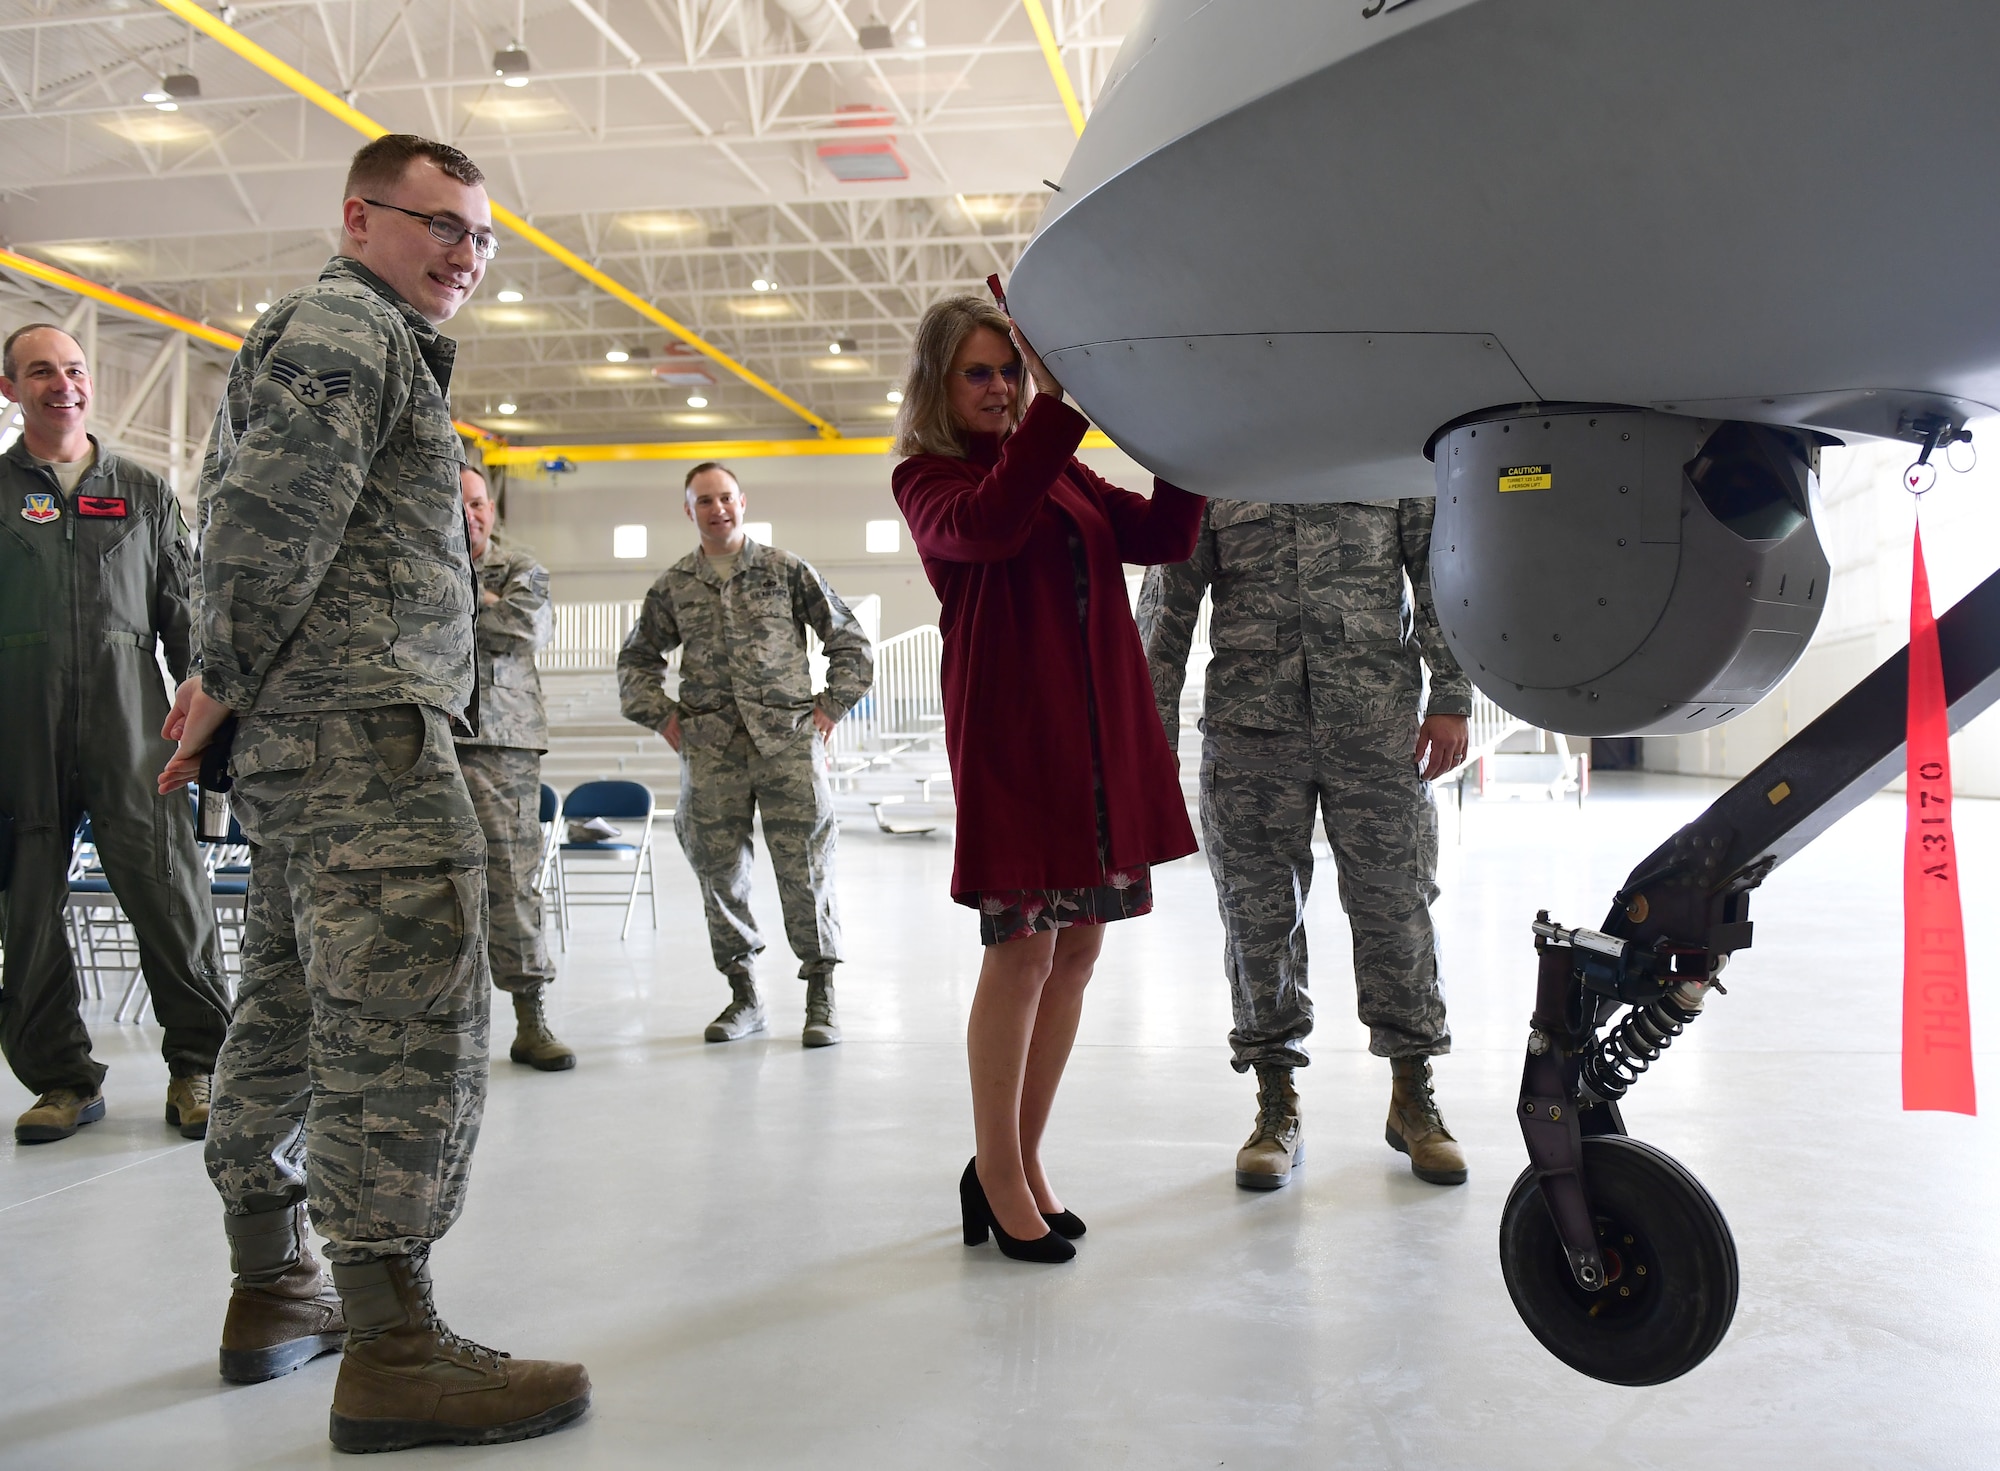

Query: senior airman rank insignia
left=269, top=356, right=355, bottom=409
left=20, top=492, right=58, bottom=523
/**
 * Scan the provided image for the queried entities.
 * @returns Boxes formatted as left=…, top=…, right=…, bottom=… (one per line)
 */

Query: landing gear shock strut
left=1499, top=556, right=2000, bottom=1385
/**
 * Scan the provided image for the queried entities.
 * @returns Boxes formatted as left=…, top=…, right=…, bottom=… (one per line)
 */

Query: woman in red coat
left=892, top=294, right=1204, bottom=1263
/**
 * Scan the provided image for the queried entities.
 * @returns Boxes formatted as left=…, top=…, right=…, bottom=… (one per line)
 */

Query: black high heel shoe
left=1041, top=1209, right=1087, bottom=1240
left=960, top=1158, right=1076, bottom=1264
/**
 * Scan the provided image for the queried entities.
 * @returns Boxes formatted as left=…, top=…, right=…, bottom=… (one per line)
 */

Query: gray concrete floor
left=1, top=772, right=1995, bottom=1469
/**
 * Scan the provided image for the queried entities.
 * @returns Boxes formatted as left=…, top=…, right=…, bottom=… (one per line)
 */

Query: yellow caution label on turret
left=1498, top=464, right=1553, bottom=493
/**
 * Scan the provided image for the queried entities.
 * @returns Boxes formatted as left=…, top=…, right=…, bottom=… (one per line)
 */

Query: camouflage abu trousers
left=1199, top=719, right=1450, bottom=1069
left=455, top=744, right=556, bottom=995
left=204, top=705, right=490, bottom=1264
left=675, top=721, right=841, bottom=982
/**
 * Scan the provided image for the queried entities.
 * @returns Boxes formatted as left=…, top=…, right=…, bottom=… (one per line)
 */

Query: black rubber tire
left=1499, top=1135, right=1738, bottom=1386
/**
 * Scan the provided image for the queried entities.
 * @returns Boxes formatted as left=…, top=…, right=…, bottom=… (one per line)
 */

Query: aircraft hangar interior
left=0, top=1, right=1993, bottom=1465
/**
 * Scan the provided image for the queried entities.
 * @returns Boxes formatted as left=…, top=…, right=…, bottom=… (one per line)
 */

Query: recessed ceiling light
left=503, top=76, right=530, bottom=88
left=886, top=389, right=903, bottom=403
left=686, top=394, right=708, bottom=408
left=253, top=300, right=270, bottom=312
left=497, top=402, right=518, bottom=415
left=496, top=288, right=523, bottom=303
left=751, top=278, right=772, bottom=292
left=141, top=89, right=169, bottom=104
left=155, top=101, right=179, bottom=112
left=605, top=349, right=630, bottom=363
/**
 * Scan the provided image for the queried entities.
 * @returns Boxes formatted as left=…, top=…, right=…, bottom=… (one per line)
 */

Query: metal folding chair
left=557, top=781, right=659, bottom=941
left=537, top=783, right=566, bottom=951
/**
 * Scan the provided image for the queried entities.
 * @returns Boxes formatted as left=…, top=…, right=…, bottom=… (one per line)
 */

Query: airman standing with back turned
left=454, top=464, right=572, bottom=1071
left=618, top=462, right=873, bottom=1047
left=0, top=322, right=231, bottom=1145
left=158, top=133, right=588, bottom=1454
left=1140, top=497, right=1472, bottom=1193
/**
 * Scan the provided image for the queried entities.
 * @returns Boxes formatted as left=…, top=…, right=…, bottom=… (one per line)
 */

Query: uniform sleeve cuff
left=201, top=667, right=254, bottom=712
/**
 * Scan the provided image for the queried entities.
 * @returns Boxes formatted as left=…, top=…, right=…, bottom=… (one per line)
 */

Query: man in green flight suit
left=158, top=134, right=588, bottom=1453
left=0, top=322, right=232, bottom=1145
left=454, top=463, right=572, bottom=1071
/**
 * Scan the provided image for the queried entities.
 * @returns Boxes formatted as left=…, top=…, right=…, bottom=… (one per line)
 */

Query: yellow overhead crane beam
left=1022, top=0, right=1088, bottom=137
left=484, top=429, right=1115, bottom=468
left=149, top=0, right=841, bottom=440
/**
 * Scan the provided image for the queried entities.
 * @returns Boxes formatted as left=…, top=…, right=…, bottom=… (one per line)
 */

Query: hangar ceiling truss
left=0, top=0, right=1135, bottom=442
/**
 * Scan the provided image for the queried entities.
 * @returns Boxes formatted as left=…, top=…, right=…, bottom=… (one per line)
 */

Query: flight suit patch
left=20, top=492, right=59, bottom=523
left=77, top=495, right=128, bottom=518
left=269, top=356, right=355, bottom=409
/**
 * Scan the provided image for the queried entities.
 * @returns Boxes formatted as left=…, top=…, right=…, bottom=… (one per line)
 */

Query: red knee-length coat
left=893, top=396, right=1205, bottom=902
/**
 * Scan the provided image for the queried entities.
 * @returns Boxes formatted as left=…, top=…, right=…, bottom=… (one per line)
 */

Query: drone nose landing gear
left=1498, top=553, right=2000, bottom=1383
left=1500, top=1134, right=1739, bottom=1387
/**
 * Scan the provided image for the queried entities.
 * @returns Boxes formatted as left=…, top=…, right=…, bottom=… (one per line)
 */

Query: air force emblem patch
left=269, top=356, right=355, bottom=409
left=21, top=492, right=59, bottom=524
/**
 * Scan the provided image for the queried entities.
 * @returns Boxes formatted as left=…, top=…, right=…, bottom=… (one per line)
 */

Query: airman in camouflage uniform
left=159, top=136, right=587, bottom=1453
left=454, top=465, right=571, bottom=1072
left=1139, top=498, right=1472, bottom=1193
left=618, top=463, right=873, bottom=1048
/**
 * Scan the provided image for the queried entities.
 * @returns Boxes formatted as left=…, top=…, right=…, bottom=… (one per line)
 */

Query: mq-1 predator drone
left=1008, top=0, right=2000, bottom=1384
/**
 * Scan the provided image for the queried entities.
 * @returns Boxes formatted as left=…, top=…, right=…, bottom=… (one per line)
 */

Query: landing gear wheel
left=1499, top=1135, right=1738, bottom=1385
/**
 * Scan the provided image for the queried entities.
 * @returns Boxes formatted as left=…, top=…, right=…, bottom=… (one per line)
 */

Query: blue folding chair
left=558, top=781, right=659, bottom=940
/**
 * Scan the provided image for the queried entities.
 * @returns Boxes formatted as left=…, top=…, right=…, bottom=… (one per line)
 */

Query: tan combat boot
left=166, top=1074, right=212, bottom=1139
left=1386, top=1056, right=1468, bottom=1185
left=328, top=1253, right=591, bottom=1453
left=802, top=972, right=841, bottom=1048
left=703, top=972, right=767, bottom=1043
left=14, top=1085, right=105, bottom=1144
left=508, top=985, right=577, bottom=1071
left=1235, top=1064, right=1304, bottom=1191
left=220, top=1204, right=347, bottom=1383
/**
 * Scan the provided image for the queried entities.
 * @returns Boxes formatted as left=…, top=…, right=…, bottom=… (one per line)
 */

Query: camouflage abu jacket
left=455, top=533, right=553, bottom=752
left=1138, top=498, right=1472, bottom=747
left=617, top=536, right=874, bottom=757
left=195, top=255, right=474, bottom=723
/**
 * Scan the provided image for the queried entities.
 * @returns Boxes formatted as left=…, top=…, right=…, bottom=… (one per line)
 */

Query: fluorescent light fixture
left=605, top=349, right=629, bottom=363
left=742, top=521, right=772, bottom=545
left=865, top=519, right=901, bottom=554
left=497, top=402, right=518, bottom=415
left=496, top=288, right=523, bottom=303
left=886, top=389, right=904, bottom=403
left=686, top=394, right=708, bottom=408
left=613, top=524, right=648, bottom=559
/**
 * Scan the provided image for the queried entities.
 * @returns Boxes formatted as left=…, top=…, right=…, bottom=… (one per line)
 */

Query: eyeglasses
left=953, top=364, right=1021, bottom=386
left=363, top=199, right=500, bottom=260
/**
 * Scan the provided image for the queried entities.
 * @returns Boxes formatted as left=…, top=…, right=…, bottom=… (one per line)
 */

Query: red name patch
left=76, top=496, right=127, bottom=519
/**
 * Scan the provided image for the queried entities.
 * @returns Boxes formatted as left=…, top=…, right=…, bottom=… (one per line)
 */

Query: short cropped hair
left=683, top=461, right=740, bottom=493
left=2, top=322, right=82, bottom=380
left=893, top=294, right=1022, bottom=459
left=344, top=134, right=484, bottom=200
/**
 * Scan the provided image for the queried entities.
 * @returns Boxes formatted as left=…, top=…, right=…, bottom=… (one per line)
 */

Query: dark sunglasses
left=954, top=364, right=1021, bottom=386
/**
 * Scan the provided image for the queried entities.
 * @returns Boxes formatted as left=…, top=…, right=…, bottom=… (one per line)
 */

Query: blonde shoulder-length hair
left=893, top=294, right=1025, bottom=459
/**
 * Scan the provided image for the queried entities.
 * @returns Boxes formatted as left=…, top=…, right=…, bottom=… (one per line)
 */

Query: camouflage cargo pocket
left=357, top=1086, right=447, bottom=1239
left=314, top=865, right=482, bottom=1021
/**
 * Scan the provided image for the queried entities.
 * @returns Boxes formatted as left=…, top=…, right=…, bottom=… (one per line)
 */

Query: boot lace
left=1399, top=1063, right=1446, bottom=1135
left=1255, top=1076, right=1294, bottom=1138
